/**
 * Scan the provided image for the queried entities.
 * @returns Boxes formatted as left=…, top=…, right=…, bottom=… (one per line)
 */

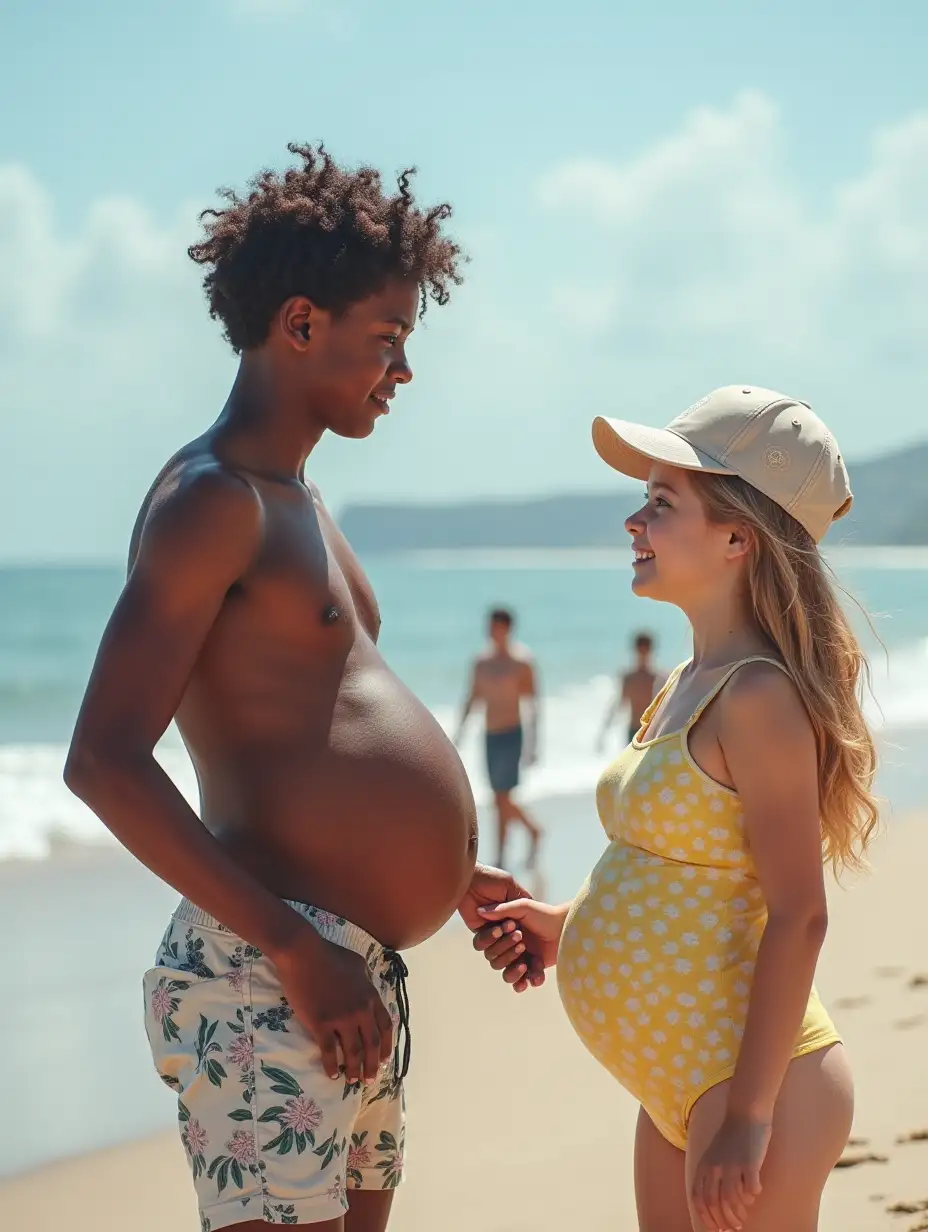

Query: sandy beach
left=2, top=809, right=927, bottom=1232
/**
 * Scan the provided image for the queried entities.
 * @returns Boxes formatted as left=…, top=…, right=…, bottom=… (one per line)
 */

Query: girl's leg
left=634, top=1105, right=693, bottom=1232
left=685, top=1043, right=854, bottom=1232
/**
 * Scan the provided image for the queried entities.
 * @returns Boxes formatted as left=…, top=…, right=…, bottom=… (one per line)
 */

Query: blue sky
left=2, top=0, right=927, bottom=560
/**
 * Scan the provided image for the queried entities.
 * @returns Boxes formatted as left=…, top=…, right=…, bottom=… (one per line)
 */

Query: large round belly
left=208, top=668, right=479, bottom=949
left=557, top=841, right=765, bottom=1096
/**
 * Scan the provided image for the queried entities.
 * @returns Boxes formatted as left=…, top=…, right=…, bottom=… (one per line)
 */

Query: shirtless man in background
left=456, top=608, right=542, bottom=870
left=64, top=144, right=538, bottom=1232
left=596, top=630, right=664, bottom=751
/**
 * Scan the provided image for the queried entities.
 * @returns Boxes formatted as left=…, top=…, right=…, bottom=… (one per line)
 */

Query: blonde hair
left=693, top=472, right=879, bottom=876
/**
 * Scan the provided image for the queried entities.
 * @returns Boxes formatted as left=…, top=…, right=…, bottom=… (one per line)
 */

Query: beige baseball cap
left=592, top=385, right=853, bottom=543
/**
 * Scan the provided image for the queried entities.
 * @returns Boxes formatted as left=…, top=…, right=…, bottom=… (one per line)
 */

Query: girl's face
left=624, top=463, right=743, bottom=605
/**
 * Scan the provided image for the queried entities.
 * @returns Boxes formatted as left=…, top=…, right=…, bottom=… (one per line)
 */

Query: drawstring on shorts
left=382, top=948, right=411, bottom=1085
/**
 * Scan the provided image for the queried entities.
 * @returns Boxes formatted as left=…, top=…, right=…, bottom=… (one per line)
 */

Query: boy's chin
left=330, top=412, right=379, bottom=440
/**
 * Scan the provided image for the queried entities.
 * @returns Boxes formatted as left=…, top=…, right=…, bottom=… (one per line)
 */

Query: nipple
left=322, top=604, right=341, bottom=626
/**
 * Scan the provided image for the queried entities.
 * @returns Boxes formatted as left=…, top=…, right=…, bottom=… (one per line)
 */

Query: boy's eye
left=382, top=334, right=399, bottom=346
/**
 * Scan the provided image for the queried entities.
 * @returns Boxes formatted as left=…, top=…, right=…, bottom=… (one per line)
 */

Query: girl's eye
left=382, top=334, right=399, bottom=346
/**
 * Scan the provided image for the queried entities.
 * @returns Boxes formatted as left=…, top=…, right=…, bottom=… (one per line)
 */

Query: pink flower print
left=314, top=910, right=337, bottom=929
left=280, top=1095, right=323, bottom=1135
left=150, top=984, right=173, bottom=1022
left=348, top=1140, right=372, bottom=1170
left=226, top=1034, right=254, bottom=1069
left=325, top=1179, right=347, bottom=1206
left=225, top=1129, right=258, bottom=1167
left=184, top=1118, right=209, bottom=1158
left=226, top=966, right=246, bottom=993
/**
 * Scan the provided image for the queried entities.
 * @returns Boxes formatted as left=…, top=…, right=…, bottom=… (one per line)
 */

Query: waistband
left=172, top=897, right=382, bottom=965
left=486, top=725, right=523, bottom=740
left=172, top=896, right=412, bottom=1083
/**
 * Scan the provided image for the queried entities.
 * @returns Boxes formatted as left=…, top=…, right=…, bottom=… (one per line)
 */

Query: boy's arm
left=65, top=467, right=394, bottom=1083
left=597, top=672, right=625, bottom=748
left=521, top=658, right=539, bottom=763
left=64, top=468, right=306, bottom=954
left=454, top=663, right=480, bottom=744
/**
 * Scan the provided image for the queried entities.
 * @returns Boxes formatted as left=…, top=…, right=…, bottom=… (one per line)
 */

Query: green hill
left=338, top=440, right=928, bottom=551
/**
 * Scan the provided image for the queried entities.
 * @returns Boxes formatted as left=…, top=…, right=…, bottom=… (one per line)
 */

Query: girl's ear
left=725, top=522, right=755, bottom=563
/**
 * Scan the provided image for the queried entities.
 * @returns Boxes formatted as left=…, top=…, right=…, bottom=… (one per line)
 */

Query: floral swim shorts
left=143, top=898, right=409, bottom=1229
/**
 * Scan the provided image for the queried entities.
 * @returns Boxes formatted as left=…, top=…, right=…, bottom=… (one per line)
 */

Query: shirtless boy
left=455, top=608, right=542, bottom=870
left=597, top=630, right=664, bottom=750
left=64, top=143, right=535, bottom=1232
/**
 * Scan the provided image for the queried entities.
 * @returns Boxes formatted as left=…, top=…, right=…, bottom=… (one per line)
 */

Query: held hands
left=473, top=899, right=568, bottom=993
left=690, top=1113, right=770, bottom=1232
left=272, top=926, right=393, bottom=1087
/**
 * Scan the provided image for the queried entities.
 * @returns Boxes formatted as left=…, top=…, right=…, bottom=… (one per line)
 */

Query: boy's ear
left=279, top=296, right=317, bottom=350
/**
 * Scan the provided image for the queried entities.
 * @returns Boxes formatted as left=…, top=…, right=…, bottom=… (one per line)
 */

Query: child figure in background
left=597, top=630, right=666, bottom=751
left=456, top=607, right=543, bottom=870
left=475, top=387, right=877, bottom=1232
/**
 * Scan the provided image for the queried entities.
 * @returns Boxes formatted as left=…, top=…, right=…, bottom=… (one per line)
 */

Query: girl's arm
left=717, top=660, right=829, bottom=1124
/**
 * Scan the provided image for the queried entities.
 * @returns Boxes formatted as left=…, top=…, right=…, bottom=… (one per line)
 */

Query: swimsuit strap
left=685, top=655, right=793, bottom=730
left=636, top=662, right=687, bottom=730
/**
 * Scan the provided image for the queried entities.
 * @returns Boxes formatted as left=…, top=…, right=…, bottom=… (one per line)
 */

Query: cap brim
left=592, top=416, right=735, bottom=481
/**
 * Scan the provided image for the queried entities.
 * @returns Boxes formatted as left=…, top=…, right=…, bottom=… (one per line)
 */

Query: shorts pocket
left=142, top=916, right=238, bottom=1095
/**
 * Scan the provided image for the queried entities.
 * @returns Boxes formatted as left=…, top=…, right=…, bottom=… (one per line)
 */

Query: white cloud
left=0, top=164, right=235, bottom=560
left=537, top=92, right=928, bottom=395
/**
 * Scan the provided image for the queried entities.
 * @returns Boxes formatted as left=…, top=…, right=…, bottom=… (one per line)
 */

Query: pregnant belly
left=206, top=669, right=479, bottom=949
left=557, top=842, right=766, bottom=1092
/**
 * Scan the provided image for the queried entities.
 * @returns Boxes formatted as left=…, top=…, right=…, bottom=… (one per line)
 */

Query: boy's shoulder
left=131, top=446, right=262, bottom=565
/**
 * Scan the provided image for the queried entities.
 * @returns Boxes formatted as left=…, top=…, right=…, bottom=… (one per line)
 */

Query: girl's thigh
left=634, top=1105, right=692, bottom=1232
left=685, top=1044, right=854, bottom=1232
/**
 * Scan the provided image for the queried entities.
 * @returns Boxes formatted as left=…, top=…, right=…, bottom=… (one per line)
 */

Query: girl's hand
left=473, top=899, right=568, bottom=992
left=690, top=1114, right=770, bottom=1231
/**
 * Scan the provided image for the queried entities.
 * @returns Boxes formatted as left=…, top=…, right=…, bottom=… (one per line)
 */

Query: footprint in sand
left=876, top=966, right=906, bottom=978
left=886, top=1200, right=928, bottom=1232
left=848, top=1136, right=870, bottom=1147
left=835, top=995, right=872, bottom=1009
left=909, top=974, right=928, bottom=989
left=894, top=1015, right=926, bottom=1030
left=896, top=1129, right=928, bottom=1145
left=834, top=1150, right=889, bottom=1169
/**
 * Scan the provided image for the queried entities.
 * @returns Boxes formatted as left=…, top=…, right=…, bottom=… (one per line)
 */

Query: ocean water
left=4, top=548, right=928, bottom=862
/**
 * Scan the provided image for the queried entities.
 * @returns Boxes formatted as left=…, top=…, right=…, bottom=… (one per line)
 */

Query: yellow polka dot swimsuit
left=556, top=658, right=840, bottom=1149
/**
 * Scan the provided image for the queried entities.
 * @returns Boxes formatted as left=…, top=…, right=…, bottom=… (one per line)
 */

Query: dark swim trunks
left=485, top=726, right=523, bottom=793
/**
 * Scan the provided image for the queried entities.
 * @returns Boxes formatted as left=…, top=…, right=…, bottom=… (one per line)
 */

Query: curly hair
left=188, top=142, right=466, bottom=353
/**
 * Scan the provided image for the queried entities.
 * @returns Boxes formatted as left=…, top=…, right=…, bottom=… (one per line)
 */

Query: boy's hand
left=474, top=899, right=569, bottom=993
left=458, top=864, right=546, bottom=990
left=272, top=927, right=393, bottom=1086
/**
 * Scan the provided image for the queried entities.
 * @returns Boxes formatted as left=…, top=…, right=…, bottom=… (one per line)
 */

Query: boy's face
left=300, top=277, right=419, bottom=438
left=489, top=618, right=511, bottom=647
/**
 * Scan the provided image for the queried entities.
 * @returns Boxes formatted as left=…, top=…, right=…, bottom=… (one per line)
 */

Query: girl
left=475, top=386, right=877, bottom=1232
